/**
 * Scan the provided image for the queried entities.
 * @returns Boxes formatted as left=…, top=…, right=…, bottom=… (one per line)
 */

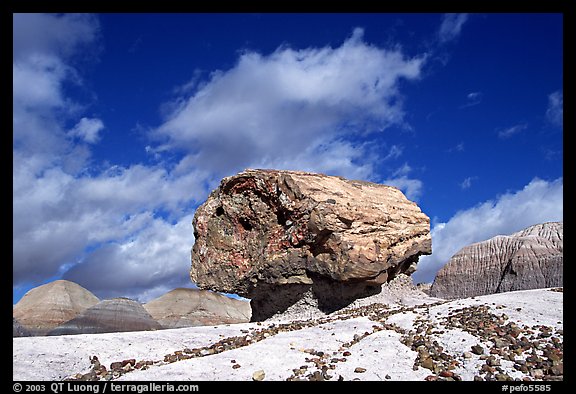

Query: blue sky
left=13, top=13, right=563, bottom=303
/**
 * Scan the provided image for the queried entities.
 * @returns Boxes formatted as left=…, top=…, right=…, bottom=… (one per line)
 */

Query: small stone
left=493, top=338, right=508, bottom=348
left=110, top=362, right=123, bottom=371
left=530, top=369, right=544, bottom=379
left=385, top=374, right=391, bottom=380
left=496, top=373, right=511, bottom=381
left=343, top=351, right=352, bottom=356
left=252, top=370, right=266, bottom=381
left=463, top=352, right=473, bottom=359
left=232, top=364, right=241, bottom=369
left=80, top=371, right=97, bottom=381
left=354, top=367, right=367, bottom=373
left=549, top=364, right=563, bottom=376
left=439, top=370, right=454, bottom=378
left=471, top=345, right=485, bottom=355
left=121, top=359, right=136, bottom=367
left=421, top=357, right=435, bottom=371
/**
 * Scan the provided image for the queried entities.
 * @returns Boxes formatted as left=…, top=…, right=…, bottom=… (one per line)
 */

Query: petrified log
left=191, top=169, right=431, bottom=320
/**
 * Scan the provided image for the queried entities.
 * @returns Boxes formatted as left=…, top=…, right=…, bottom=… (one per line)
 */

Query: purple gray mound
left=191, top=169, right=431, bottom=320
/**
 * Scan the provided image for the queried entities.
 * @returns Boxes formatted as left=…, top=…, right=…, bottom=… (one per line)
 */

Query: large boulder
left=13, top=280, right=100, bottom=335
left=49, top=298, right=162, bottom=335
left=430, top=222, right=563, bottom=299
left=144, top=288, right=251, bottom=328
left=191, top=169, right=431, bottom=320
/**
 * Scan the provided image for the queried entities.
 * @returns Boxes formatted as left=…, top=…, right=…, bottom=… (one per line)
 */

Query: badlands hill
left=13, top=280, right=251, bottom=336
left=13, top=280, right=100, bottom=335
left=431, top=222, right=563, bottom=299
left=144, top=288, right=251, bottom=328
left=49, top=298, right=162, bottom=335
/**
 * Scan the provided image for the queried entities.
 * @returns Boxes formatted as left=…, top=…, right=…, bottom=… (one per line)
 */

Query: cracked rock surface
left=191, top=169, right=431, bottom=320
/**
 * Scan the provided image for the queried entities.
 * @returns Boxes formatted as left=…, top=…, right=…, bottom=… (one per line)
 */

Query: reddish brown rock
left=430, top=222, right=563, bottom=299
left=191, top=169, right=431, bottom=320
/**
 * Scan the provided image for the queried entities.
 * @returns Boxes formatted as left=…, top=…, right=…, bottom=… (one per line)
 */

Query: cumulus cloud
left=63, top=215, right=195, bottom=302
left=12, top=14, right=205, bottom=295
left=413, top=177, right=563, bottom=283
left=438, top=14, right=469, bottom=43
left=546, top=90, right=563, bottom=128
left=153, top=27, right=426, bottom=181
left=12, top=158, right=208, bottom=285
left=69, top=117, right=104, bottom=144
left=13, top=14, right=100, bottom=173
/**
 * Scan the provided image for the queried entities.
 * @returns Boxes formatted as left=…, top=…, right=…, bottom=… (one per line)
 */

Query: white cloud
left=12, top=14, right=205, bottom=292
left=438, top=14, right=469, bottom=43
left=12, top=159, right=209, bottom=285
left=546, top=90, right=563, bottom=128
left=413, top=177, right=563, bottom=283
left=13, top=14, right=99, bottom=172
left=69, top=117, right=104, bottom=144
left=498, top=123, right=528, bottom=139
left=153, top=27, right=426, bottom=181
left=63, top=215, right=195, bottom=302
left=382, top=163, right=423, bottom=201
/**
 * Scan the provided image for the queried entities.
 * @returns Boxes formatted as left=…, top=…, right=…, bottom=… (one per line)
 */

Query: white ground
left=13, top=288, right=562, bottom=381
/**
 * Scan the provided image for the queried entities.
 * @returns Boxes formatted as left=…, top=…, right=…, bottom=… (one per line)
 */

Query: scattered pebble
left=252, top=370, right=266, bottom=381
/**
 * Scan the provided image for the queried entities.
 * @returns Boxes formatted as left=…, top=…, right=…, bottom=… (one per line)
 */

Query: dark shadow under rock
left=249, top=276, right=382, bottom=321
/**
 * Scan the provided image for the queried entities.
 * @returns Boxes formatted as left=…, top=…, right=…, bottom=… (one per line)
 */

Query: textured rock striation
left=49, top=298, right=162, bottom=335
left=430, top=222, right=563, bottom=299
left=191, top=169, right=431, bottom=320
left=144, top=288, right=251, bottom=328
left=13, top=280, right=100, bottom=335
